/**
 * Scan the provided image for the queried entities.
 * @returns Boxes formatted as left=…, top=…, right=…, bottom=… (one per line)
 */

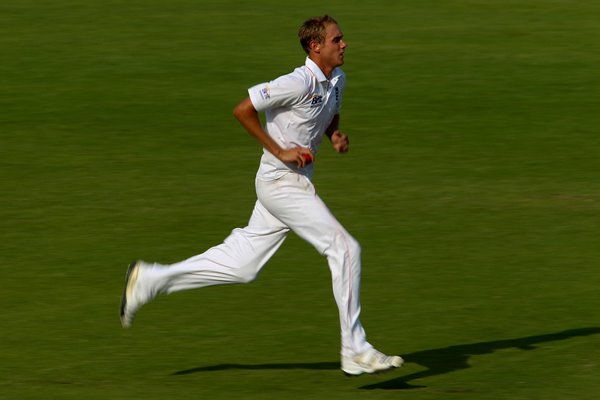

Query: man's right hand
left=276, top=147, right=314, bottom=168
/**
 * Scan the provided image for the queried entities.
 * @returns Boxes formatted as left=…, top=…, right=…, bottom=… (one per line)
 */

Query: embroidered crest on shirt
left=310, top=94, right=323, bottom=107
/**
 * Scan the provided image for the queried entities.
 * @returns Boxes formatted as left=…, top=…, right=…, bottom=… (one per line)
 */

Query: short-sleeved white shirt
left=248, top=57, right=345, bottom=181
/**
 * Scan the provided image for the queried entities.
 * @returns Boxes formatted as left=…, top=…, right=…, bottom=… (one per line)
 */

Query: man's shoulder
left=286, top=65, right=314, bottom=83
left=272, top=66, right=313, bottom=93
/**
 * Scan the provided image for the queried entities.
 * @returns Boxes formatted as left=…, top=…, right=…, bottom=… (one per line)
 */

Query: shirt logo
left=260, top=87, right=270, bottom=100
left=310, top=94, right=323, bottom=107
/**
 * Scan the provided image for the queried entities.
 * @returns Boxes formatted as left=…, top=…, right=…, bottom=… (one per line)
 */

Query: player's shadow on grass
left=173, top=327, right=600, bottom=390
left=173, top=361, right=340, bottom=374
left=361, top=327, right=600, bottom=390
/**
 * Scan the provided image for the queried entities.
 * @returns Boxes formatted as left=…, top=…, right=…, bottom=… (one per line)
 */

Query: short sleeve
left=248, top=73, right=307, bottom=112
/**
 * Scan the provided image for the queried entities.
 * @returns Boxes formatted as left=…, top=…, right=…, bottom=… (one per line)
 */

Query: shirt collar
left=305, top=57, right=340, bottom=82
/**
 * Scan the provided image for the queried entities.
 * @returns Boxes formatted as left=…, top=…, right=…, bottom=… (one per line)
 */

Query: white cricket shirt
left=248, top=57, right=345, bottom=181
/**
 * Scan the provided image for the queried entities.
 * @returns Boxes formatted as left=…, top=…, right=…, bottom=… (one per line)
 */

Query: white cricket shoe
left=341, top=348, right=404, bottom=376
left=120, top=260, right=154, bottom=328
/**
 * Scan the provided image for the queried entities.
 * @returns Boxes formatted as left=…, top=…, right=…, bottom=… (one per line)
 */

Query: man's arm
left=325, top=114, right=349, bottom=153
left=233, top=97, right=312, bottom=167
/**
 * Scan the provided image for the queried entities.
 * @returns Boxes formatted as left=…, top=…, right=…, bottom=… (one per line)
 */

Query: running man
left=120, top=15, right=402, bottom=376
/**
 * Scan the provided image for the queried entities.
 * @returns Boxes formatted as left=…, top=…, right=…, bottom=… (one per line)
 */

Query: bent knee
left=347, top=235, right=361, bottom=258
left=236, top=266, right=260, bottom=284
left=334, top=230, right=361, bottom=258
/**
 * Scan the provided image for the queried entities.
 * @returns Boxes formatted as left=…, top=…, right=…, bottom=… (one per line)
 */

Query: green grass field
left=2, top=0, right=600, bottom=398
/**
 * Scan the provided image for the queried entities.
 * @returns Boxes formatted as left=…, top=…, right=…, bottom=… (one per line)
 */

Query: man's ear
left=309, top=40, right=321, bottom=53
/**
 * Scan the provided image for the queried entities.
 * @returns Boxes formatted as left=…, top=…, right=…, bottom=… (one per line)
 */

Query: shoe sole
left=120, top=260, right=140, bottom=328
left=342, top=357, right=404, bottom=376
left=343, top=364, right=399, bottom=377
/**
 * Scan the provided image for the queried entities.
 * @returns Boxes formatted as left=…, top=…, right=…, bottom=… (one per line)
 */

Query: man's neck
left=307, top=56, right=333, bottom=80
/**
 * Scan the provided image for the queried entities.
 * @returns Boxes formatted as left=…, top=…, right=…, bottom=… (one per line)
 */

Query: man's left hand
left=331, top=130, right=349, bottom=153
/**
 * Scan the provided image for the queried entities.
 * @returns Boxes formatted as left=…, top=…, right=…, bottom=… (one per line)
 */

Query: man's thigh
left=256, top=174, right=349, bottom=254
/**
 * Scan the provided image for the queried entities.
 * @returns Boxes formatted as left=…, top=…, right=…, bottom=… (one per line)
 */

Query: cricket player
left=120, top=15, right=403, bottom=376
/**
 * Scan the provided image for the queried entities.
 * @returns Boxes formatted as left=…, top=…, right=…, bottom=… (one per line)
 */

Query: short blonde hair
left=298, top=15, right=338, bottom=55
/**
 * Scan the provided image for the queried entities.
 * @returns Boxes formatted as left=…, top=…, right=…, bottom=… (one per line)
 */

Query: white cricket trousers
left=142, top=172, right=372, bottom=358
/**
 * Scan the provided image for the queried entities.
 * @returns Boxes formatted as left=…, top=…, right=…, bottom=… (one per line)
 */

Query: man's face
left=318, top=23, right=347, bottom=69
